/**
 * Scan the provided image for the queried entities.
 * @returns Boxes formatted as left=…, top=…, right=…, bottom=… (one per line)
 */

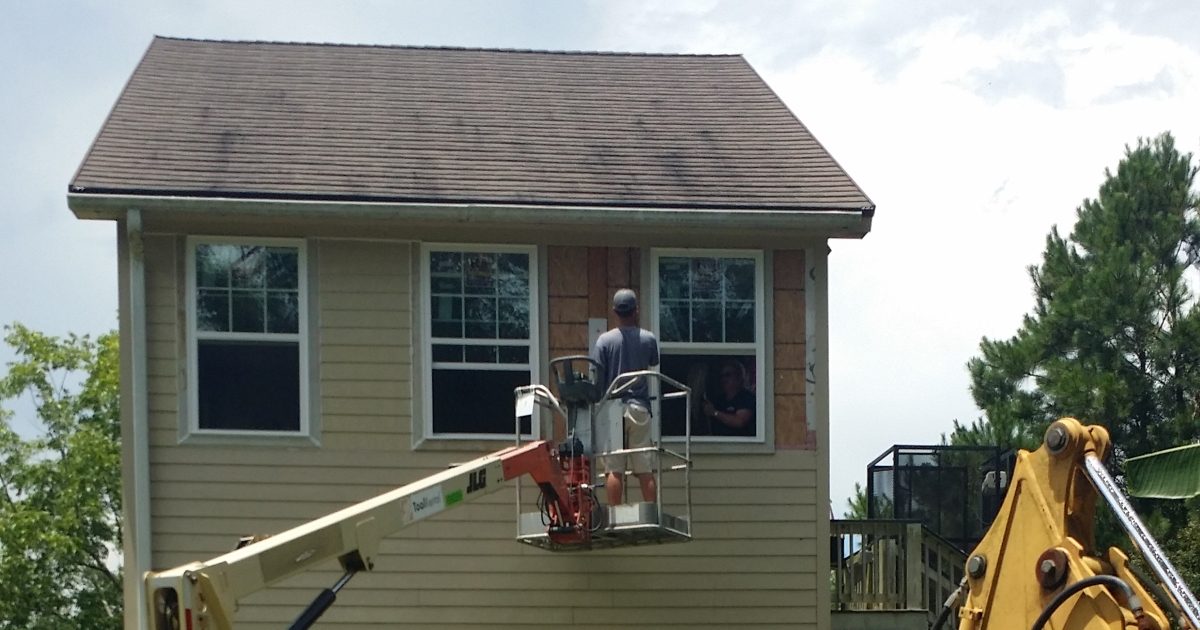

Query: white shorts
left=598, top=401, right=654, bottom=475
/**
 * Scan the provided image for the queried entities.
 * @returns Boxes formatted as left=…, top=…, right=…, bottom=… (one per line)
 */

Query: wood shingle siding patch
left=73, top=37, right=874, bottom=216
left=775, top=342, right=806, bottom=369
left=773, top=290, right=806, bottom=343
left=549, top=297, right=588, bottom=324
left=549, top=323, right=589, bottom=351
left=774, top=395, right=810, bottom=449
left=547, top=246, right=589, bottom=298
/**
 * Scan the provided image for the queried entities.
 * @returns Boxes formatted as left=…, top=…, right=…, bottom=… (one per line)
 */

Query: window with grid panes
left=653, top=251, right=764, bottom=441
left=425, top=246, right=536, bottom=436
left=188, top=240, right=307, bottom=433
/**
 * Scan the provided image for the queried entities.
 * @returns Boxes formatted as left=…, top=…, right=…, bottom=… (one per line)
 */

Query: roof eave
left=68, top=192, right=873, bottom=239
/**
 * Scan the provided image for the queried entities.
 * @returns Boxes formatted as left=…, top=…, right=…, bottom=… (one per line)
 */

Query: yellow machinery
left=948, top=418, right=1199, bottom=629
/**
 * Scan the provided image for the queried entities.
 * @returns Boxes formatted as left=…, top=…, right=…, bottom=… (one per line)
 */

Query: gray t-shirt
left=591, top=326, right=660, bottom=405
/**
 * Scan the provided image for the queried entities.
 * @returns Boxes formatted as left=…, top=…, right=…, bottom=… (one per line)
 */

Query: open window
left=422, top=245, right=539, bottom=439
left=186, top=238, right=308, bottom=435
left=650, top=250, right=765, bottom=442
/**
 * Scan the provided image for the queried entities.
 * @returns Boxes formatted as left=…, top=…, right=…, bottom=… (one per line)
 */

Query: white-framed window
left=186, top=237, right=309, bottom=435
left=650, top=249, right=765, bottom=442
left=421, top=244, right=539, bottom=439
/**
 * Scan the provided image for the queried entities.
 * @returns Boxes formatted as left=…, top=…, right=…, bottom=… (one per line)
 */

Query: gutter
left=69, top=193, right=874, bottom=239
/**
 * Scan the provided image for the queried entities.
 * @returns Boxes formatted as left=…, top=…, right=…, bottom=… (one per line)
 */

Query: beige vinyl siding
left=142, top=235, right=179, bottom=456
left=141, top=235, right=822, bottom=628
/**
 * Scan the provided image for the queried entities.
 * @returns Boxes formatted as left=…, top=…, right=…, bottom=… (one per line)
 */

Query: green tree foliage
left=967, top=133, right=1200, bottom=457
left=0, top=324, right=121, bottom=629
left=960, top=132, right=1200, bottom=588
left=947, top=415, right=1041, bottom=452
left=844, top=482, right=869, bottom=519
left=1165, top=503, right=1200, bottom=591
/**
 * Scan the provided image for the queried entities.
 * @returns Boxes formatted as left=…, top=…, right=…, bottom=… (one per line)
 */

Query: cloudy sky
left=3, top=0, right=1198, bottom=511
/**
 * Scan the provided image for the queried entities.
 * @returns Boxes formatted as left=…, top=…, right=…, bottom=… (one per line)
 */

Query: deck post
left=904, top=522, right=924, bottom=610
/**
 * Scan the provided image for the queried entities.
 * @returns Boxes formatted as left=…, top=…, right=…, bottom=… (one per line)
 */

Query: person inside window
left=703, top=359, right=755, bottom=437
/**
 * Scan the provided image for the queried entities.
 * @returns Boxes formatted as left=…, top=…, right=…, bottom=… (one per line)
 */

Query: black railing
left=867, top=444, right=1014, bottom=553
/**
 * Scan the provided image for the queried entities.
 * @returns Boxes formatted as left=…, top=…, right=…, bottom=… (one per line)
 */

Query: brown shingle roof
left=71, top=37, right=874, bottom=214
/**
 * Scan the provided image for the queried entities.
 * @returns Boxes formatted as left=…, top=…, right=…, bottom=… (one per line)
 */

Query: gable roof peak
left=151, top=35, right=744, bottom=59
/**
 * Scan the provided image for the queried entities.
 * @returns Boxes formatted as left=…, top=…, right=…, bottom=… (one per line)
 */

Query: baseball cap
left=612, top=289, right=638, bottom=315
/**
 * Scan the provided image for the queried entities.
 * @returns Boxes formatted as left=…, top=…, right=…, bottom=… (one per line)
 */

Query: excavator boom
left=955, top=418, right=1198, bottom=630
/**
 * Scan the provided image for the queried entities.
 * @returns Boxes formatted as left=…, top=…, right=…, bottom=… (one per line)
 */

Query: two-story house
left=70, top=37, right=874, bottom=629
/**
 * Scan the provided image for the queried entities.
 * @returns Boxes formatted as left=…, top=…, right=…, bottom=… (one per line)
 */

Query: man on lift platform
left=591, top=289, right=660, bottom=505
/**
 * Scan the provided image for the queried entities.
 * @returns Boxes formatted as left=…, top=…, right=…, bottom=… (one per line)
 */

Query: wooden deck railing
left=830, top=519, right=966, bottom=624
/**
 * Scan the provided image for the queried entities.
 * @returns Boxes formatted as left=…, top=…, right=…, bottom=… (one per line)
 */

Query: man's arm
left=590, top=331, right=604, bottom=365
left=590, top=334, right=610, bottom=391
left=712, top=407, right=753, bottom=429
left=707, top=391, right=754, bottom=430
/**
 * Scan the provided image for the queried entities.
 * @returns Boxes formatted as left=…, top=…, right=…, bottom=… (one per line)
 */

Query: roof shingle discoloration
left=72, top=37, right=874, bottom=213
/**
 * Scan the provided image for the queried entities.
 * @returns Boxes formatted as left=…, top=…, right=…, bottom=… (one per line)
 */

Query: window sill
left=665, top=438, right=776, bottom=455
left=412, top=435, right=534, bottom=452
left=178, top=431, right=321, bottom=448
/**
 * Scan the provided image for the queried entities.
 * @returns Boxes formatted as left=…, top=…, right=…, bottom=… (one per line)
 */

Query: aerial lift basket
left=513, top=356, right=693, bottom=551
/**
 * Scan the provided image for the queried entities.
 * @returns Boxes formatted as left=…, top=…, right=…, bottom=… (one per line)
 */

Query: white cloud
left=1059, top=23, right=1194, bottom=106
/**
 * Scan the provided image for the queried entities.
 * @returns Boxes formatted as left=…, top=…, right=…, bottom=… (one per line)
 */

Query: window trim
left=649, top=248, right=766, bottom=443
left=420, top=243, right=540, bottom=440
left=185, top=236, right=310, bottom=437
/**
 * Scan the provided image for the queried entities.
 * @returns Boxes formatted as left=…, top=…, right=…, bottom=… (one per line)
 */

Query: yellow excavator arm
left=952, top=418, right=1199, bottom=629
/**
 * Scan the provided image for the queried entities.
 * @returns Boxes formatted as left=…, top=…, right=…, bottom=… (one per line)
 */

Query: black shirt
left=709, top=389, right=755, bottom=437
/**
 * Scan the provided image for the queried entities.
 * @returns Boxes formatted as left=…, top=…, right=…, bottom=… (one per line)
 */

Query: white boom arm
left=146, top=441, right=572, bottom=630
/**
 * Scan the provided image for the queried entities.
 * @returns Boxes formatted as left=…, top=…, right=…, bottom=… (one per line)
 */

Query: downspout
left=124, top=209, right=152, bottom=629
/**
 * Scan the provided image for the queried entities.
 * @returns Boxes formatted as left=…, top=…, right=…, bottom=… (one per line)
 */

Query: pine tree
left=961, top=133, right=1200, bottom=588
left=966, top=133, right=1200, bottom=459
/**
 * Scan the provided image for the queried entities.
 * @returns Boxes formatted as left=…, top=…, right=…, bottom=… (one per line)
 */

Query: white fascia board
left=67, top=193, right=873, bottom=239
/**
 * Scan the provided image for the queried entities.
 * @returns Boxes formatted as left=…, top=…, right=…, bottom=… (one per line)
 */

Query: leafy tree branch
left=0, top=324, right=122, bottom=630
